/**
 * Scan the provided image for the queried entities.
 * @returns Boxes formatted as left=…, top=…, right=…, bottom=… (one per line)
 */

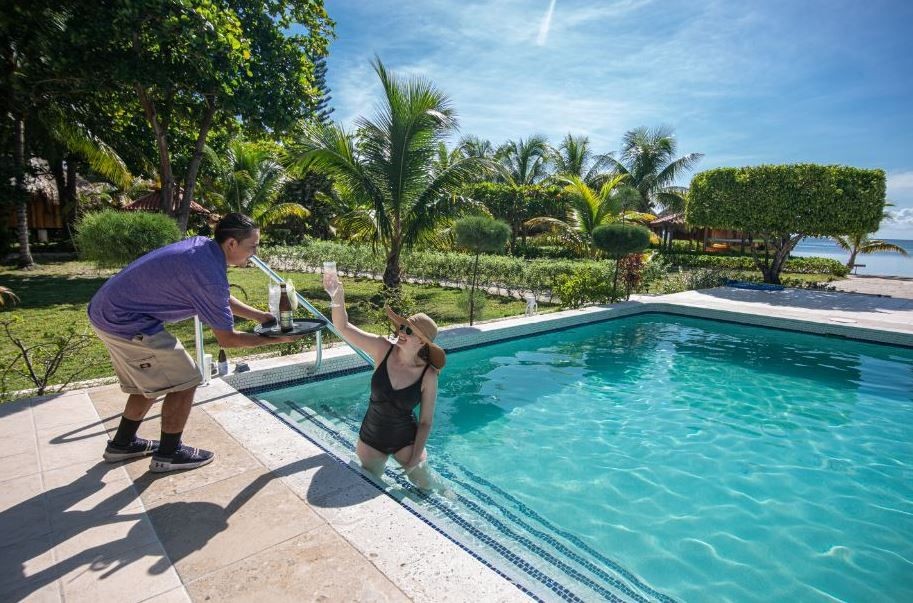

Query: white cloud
left=885, top=207, right=913, bottom=226
left=887, top=170, right=913, bottom=200
left=536, top=0, right=557, bottom=46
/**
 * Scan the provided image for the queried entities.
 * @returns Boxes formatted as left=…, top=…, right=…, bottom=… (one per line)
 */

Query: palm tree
left=289, top=58, right=492, bottom=291
left=606, top=126, right=703, bottom=213
left=524, top=175, right=649, bottom=257
left=458, top=135, right=494, bottom=159
left=496, top=135, right=551, bottom=186
left=206, top=139, right=309, bottom=227
left=551, top=134, right=611, bottom=188
left=832, top=232, right=909, bottom=270
left=0, top=285, right=18, bottom=306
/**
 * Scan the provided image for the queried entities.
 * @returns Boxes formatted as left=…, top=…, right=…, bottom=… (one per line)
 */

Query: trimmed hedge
left=661, top=253, right=849, bottom=276
left=592, top=223, right=652, bottom=258
left=687, top=164, right=885, bottom=235
left=259, top=240, right=616, bottom=301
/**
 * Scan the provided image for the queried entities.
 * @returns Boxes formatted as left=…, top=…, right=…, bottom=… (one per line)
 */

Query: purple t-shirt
left=88, top=237, right=234, bottom=339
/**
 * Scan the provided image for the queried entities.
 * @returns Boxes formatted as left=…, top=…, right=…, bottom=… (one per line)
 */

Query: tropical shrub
left=259, top=241, right=612, bottom=301
left=552, top=264, right=619, bottom=308
left=617, top=254, right=647, bottom=300
left=656, top=268, right=733, bottom=294
left=661, top=253, right=849, bottom=276
left=75, top=210, right=181, bottom=268
left=687, top=164, right=885, bottom=283
left=592, top=223, right=653, bottom=258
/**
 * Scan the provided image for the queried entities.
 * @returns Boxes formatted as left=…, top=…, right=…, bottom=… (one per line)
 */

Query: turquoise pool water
left=253, top=314, right=913, bottom=602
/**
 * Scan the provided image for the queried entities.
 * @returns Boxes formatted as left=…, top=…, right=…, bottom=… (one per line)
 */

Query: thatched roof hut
left=125, top=189, right=211, bottom=215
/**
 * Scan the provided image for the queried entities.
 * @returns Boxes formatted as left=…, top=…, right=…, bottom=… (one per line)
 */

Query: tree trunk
left=135, top=83, right=174, bottom=216
left=65, top=158, right=78, bottom=227
left=50, top=157, right=78, bottom=230
left=846, top=249, right=859, bottom=270
left=383, top=243, right=402, bottom=291
left=469, top=252, right=479, bottom=326
left=177, top=98, right=216, bottom=233
left=13, top=116, right=34, bottom=269
left=756, top=233, right=803, bottom=284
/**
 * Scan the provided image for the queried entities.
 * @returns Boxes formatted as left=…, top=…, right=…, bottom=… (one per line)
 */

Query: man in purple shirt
left=89, top=213, right=301, bottom=472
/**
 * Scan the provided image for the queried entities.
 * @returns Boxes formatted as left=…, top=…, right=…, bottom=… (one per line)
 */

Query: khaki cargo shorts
left=92, top=326, right=203, bottom=397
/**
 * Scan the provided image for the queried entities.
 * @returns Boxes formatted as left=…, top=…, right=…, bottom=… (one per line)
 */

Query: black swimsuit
left=359, top=344, right=430, bottom=454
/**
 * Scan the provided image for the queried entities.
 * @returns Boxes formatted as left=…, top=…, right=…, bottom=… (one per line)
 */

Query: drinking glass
left=323, top=261, right=339, bottom=297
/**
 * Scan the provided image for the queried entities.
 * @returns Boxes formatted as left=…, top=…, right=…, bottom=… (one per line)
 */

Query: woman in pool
left=323, top=272, right=445, bottom=489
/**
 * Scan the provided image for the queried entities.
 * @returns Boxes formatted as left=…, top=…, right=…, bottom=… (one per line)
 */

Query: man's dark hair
left=214, top=213, right=258, bottom=243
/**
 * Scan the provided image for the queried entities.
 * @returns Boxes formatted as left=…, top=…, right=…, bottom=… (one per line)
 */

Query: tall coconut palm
left=458, top=135, right=494, bottom=159
left=832, top=232, right=909, bottom=270
left=206, top=139, right=309, bottom=227
left=496, top=135, right=551, bottom=186
left=606, top=125, right=702, bottom=213
left=524, top=175, right=650, bottom=257
left=551, top=133, right=611, bottom=188
left=288, top=58, right=492, bottom=291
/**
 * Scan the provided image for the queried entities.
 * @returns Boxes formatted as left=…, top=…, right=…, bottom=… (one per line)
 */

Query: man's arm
left=211, top=327, right=302, bottom=348
left=229, top=295, right=272, bottom=324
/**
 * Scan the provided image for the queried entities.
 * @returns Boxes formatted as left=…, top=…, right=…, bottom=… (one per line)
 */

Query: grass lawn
left=0, top=259, right=544, bottom=397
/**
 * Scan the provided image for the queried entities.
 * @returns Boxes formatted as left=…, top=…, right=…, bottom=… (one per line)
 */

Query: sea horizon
left=792, top=237, right=913, bottom=278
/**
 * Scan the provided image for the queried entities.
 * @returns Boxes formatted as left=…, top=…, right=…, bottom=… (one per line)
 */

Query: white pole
left=194, top=315, right=205, bottom=378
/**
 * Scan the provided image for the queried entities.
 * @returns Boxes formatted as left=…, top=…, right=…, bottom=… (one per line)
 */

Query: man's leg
left=150, top=385, right=214, bottom=473
left=103, top=394, right=159, bottom=462
left=123, top=394, right=157, bottom=421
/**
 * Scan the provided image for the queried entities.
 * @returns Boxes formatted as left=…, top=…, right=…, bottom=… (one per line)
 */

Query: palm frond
left=49, top=116, right=132, bottom=188
left=256, top=202, right=310, bottom=227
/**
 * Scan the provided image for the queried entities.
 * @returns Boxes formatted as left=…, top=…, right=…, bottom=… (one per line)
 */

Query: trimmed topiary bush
left=592, top=223, right=653, bottom=258
left=454, top=216, right=511, bottom=324
left=76, top=210, right=182, bottom=268
left=687, top=164, right=885, bottom=283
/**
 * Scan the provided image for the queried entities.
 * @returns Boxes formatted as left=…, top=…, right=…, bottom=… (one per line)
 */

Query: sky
left=315, top=0, right=913, bottom=239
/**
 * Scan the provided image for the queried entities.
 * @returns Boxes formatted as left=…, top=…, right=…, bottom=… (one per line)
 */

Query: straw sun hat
left=384, top=305, right=446, bottom=370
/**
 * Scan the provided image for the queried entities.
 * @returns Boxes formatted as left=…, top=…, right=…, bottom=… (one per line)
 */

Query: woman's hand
left=323, top=272, right=343, bottom=305
left=402, top=457, right=424, bottom=474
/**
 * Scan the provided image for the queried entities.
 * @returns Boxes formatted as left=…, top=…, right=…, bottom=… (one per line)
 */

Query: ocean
left=792, top=237, right=913, bottom=278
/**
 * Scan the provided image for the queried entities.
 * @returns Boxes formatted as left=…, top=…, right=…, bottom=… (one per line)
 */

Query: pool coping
left=206, top=287, right=913, bottom=601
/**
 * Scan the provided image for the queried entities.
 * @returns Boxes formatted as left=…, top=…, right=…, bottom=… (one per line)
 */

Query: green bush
left=454, top=216, right=511, bottom=253
left=656, top=268, right=733, bottom=294
left=76, top=210, right=182, bottom=268
left=687, top=164, right=885, bottom=235
left=660, top=253, right=848, bottom=276
left=592, top=224, right=652, bottom=258
left=511, top=241, right=580, bottom=259
left=553, top=264, right=619, bottom=308
left=260, top=241, right=606, bottom=302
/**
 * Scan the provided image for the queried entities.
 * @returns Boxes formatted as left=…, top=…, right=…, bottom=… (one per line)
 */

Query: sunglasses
left=396, top=323, right=414, bottom=336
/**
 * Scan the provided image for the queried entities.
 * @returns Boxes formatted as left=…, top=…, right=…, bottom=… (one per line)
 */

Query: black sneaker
left=149, top=444, right=215, bottom=473
left=103, top=437, right=159, bottom=462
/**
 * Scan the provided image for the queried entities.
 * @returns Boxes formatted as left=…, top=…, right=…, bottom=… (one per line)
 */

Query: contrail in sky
left=536, top=0, right=557, bottom=46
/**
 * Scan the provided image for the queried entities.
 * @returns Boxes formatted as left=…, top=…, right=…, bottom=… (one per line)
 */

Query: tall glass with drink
left=323, top=261, right=339, bottom=300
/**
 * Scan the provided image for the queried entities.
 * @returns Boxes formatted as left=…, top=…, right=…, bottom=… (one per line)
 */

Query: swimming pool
left=250, top=313, right=913, bottom=602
